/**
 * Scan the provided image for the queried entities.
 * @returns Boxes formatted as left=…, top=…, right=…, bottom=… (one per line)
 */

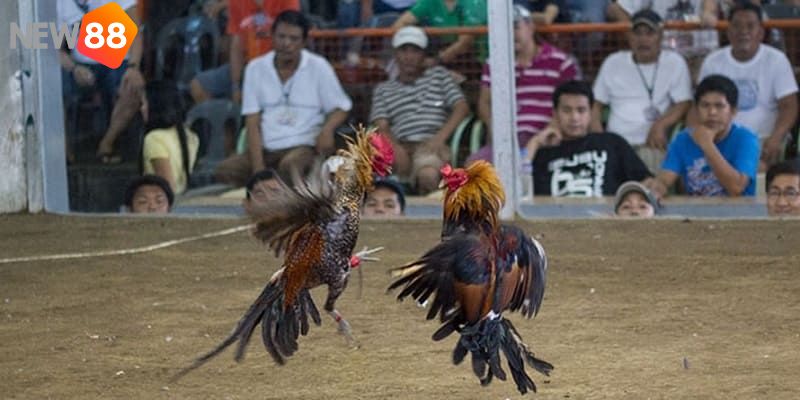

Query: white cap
left=392, top=26, right=428, bottom=49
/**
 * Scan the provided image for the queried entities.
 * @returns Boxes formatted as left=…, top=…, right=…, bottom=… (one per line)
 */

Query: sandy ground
left=1, top=214, right=798, bottom=399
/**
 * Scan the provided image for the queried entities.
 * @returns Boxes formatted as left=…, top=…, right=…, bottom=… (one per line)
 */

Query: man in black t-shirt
left=524, top=80, right=653, bottom=197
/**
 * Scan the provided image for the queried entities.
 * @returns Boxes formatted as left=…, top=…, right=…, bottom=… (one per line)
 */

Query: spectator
left=697, top=2, right=798, bottom=169
left=190, top=0, right=300, bottom=106
left=337, top=0, right=415, bottom=28
left=140, top=81, right=199, bottom=194
left=650, top=75, right=760, bottom=198
left=370, top=27, right=470, bottom=194
left=214, top=10, right=352, bottom=187
left=242, top=169, right=282, bottom=211
left=592, top=9, right=692, bottom=174
left=361, top=177, right=406, bottom=218
left=58, top=0, right=144, bottom=164
left=391, top=0, right=487, bottom=65
left=123, top=175, right=174, bottom=213
left=765, top=159, right=800, bottom=217
left=527, top=80, right=653, bottom=197
left=614, top=180, right=658, bottom=218
left=468, top=5, right=579, bottom=164
left=514, top=0, right=571, bottom=24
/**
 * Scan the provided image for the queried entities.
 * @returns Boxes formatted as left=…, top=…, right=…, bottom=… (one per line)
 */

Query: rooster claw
left=337, top=318, right=360, bottom=349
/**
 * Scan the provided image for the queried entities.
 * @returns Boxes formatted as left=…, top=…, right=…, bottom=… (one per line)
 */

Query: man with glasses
left=766, top=159, right=800, bottom=217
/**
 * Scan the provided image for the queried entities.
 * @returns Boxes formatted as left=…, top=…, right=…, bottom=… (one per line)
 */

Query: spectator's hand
left=646, top=122, right=669, bottom=151
left=421, top=136, right=447, bottom=154
left=316, top=131, right=336, bottom=156
left=203, top=0, right=225, bottom=19
left=120, top=67, right=145, bottom=94
left=690, top=125, right=715, bottom=149
left=761, top=135, right=784, bottom=166
left=525, top=125, right=561, bottom=161
left=72, top=65, right=96, bottom=87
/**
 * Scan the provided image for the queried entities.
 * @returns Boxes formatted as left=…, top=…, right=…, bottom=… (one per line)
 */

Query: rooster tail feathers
left=498, top=318, right=553, bottom=394
left=173, top=275, right=324, bottom=380
left=449, top=317, right=553, bottom=395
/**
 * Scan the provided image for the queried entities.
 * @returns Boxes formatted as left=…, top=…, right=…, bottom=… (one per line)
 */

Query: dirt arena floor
left=1, top=214, right=798, bottom=399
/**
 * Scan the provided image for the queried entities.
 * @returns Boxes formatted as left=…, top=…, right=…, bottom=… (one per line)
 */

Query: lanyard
left=634, top=56, right=659, bottom=103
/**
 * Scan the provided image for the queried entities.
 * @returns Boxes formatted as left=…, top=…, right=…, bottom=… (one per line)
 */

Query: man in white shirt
left=592, top=9, right=692, bottom=174
left=697, top=2, right=798, bottom=169
left=214, top=10, right=352, bottom=187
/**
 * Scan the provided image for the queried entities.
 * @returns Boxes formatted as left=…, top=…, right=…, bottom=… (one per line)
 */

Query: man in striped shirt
left=370, top=26, right=470, bottom=194
left=468, top=4, right=579, bottom=164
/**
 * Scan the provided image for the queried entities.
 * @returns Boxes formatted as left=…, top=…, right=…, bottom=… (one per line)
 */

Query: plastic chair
left=449, top=115, right=486, bottom=167
left=154, top=15, right=219, bottom=92
left=185, top=99, right=240, bottom=187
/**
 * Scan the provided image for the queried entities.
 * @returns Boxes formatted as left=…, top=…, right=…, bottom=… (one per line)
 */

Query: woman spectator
left=140, top=81, right=199, bottom=194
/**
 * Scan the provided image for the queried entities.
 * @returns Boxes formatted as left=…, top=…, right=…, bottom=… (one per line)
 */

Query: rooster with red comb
left=389, top=160, right=552, bottom=395
left=175, top=127, right=394, bottom=379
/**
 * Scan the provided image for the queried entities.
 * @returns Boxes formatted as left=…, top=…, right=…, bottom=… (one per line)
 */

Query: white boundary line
left=0, top=224, right=253, bottom=265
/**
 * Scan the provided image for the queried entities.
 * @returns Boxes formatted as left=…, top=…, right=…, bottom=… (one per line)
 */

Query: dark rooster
left=388, top=161, right=553, bottom=395
left=174, top=128, right=393, bottom=379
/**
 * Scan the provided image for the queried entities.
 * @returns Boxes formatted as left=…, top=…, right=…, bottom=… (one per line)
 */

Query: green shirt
left=409, top=0, right=487, bottom=60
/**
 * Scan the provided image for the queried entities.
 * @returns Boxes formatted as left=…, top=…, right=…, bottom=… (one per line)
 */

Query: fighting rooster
left=174, top=128, right=393, bottom=379
left=388, top=161, right=553, bottom=395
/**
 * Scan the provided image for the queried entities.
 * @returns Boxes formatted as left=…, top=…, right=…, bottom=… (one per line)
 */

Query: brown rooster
left=174, top=128, right=393, bottom=379
left=388, top=161, right=553, bottom=395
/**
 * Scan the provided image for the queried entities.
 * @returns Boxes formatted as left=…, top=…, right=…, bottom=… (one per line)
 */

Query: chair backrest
left=185, top=99, right=241, bottom=164
left=154, top=15, right=220, bottom=87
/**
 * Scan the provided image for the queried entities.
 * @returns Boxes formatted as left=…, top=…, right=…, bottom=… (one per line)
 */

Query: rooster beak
left=438, top=179, right=446, bottom=189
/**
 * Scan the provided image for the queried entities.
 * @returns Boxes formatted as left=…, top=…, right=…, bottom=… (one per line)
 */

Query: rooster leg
left=324, top=282, right=360, bottom=349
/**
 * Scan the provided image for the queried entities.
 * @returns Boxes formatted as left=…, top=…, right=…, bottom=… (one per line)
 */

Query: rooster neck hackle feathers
left=442, top=161, right=506, bottom=233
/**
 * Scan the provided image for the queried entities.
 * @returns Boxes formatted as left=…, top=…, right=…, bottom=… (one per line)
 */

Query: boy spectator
left=765, top=159, right=800, bottom=217
left=468, top=5, right=579, bottom=164
left=214, top=10, right=352, bottom=187
left=614, top=180, right=658, bottom=218
left=242, top=169, right=282, bottom=211
left=592, top=9, right=692, bottom=174
left=123, top=175, right=174, bottom=213
left=361, top=177, right=406, bottom=218
left=370, top=27, right=469, bottom=194
left=650, top=75, right=760, bottom=198
left=697, top=2, right=798, bottom=168
left=527, top=80, right=653, bottom=197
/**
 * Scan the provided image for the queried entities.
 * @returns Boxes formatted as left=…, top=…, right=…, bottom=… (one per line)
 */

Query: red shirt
left=227, top=0, right=300, bottom=62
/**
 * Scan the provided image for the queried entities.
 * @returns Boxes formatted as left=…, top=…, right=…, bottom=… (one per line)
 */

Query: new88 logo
left=75, top=2, right=138, bottom=69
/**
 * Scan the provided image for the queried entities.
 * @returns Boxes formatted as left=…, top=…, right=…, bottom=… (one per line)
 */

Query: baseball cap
left=614, top=181, right=659, bottom=213
left=631, top=9, right=663, bottom=30
left=514, top=4, right=532, bottom=22
left=392, top=26, right=428, bottom=49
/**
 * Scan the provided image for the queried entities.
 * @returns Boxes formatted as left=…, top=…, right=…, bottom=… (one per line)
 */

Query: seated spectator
left=361, top=177, right=406, bottom=218
left=765, top=159, right=800, bottom=217
left=190, top=0, right=300, bottom=108
left=650, top=75, right=760, bottom=198
left=591, top=9, right=692, bottom=174
left=123, top=175, right=174, bottom=213
left=468, top=5, right=579, bottom=164
left=392, top=0, right=487, bottom=65
left=527, top=80, right=653, bottom=197
left=214, top=10, right=352, bottom=187
left=370, top=27, right=470, bottom=194
left=514, top=0, right=571, bottom=24
left=141, top=81, right=199, bottom=194
left=696, top=2, right=798, bottom=170
left=242, top=169, right=282, bottom=211
left=614, top=181, right=658, bottom=218
left=58, top=0, right=144, bottom=163
left=337, top=0, right=415, bottom=28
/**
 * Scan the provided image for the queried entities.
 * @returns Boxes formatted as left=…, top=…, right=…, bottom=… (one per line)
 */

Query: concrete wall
left=0, top=1, right=26, bottom=213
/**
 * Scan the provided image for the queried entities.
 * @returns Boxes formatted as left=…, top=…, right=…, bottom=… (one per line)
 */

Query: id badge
left=644, top=105, right=661, bottom=122
left=277, top=107, right=296, bottom=126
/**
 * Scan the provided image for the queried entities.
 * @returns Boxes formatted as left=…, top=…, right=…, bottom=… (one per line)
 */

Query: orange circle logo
left=75, top=2, right=138, bottom=69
